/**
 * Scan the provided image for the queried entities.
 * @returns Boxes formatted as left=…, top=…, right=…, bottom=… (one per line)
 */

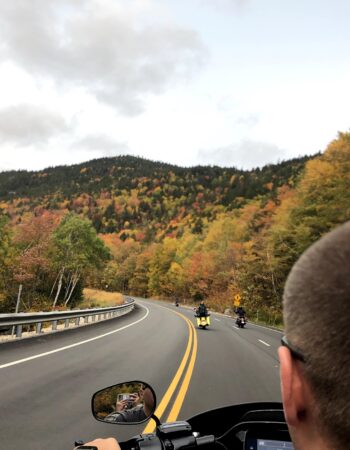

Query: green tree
left=51, top=214, right=110, bottom=308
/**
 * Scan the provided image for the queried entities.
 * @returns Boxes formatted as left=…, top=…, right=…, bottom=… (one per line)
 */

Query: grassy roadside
left=81, top=288, right=124, bottom=308
left=248, top=317, right=284, bottom=331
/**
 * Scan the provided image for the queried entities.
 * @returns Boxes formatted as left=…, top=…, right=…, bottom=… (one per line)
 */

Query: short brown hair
left=283, top=221, right=350, bottom=448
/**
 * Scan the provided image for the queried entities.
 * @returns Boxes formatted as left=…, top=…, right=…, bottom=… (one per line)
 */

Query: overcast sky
left=0, top=0, right=349, bottom=171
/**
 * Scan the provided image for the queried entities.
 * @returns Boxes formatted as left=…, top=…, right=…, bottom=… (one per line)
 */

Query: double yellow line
left=142, top=311, right=198, bottom=433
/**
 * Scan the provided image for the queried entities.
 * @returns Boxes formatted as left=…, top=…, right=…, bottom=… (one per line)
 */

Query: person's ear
left=278, top=346, right=307, bottom=426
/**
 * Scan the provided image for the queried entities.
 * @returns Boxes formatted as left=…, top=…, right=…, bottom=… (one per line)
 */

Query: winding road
left=0, top=299, right=283, bottom=449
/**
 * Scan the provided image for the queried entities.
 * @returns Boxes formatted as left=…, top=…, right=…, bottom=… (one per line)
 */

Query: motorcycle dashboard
left=244, top=430, right=294, bottom=450
left=211, top=414, right=293, bottom=450
left=246, top=439, right=294, bottom=450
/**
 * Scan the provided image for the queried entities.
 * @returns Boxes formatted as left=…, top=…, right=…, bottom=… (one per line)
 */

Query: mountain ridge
left=0, top=153, right=317, bottom=241
left=0, top=153, right=315, bottom=198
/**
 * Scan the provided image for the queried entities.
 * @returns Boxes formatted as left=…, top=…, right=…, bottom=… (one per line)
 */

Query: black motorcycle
left=76, top=380, right=294, bottom=450
left=236, top=316, right=247, bottom=328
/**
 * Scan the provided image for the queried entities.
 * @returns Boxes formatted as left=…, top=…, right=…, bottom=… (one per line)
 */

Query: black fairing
left=116, top=402, right=290, bottom=450
left=187, top=402, right=285, bottom=437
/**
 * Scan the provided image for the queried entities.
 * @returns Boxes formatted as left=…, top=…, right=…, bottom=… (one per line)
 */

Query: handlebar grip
left=196, top=435, right=216, bottom=446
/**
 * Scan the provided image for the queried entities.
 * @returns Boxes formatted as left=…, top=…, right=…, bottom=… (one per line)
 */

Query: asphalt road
left=0, top=299, right=283, bottom=449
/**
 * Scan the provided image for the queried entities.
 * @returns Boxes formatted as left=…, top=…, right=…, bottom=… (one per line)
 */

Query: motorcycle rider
left=235, top=306, right=246, bottom=326
left=235, top=306, right=246, bottom=317
left=196, top=301, right=208, bottom=317
left=76, top=221, right=350, bottom=450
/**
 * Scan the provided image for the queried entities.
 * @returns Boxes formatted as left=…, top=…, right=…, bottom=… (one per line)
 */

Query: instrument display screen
left=245, top=438, right=295, bottom=450
left=257, top=439, right=294, bottom=449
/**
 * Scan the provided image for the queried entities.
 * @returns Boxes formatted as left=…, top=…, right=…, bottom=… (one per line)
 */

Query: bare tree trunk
left=49, top=271, right=61, bottom=298
left=11, top=284, right=23, bottom=336
left=63, top=274, right=74, bottom=302
left=64, top=272, right=80, bottom=307
left=271, top=271, right=279, bottom=302
left=266, top=249, right=279, bottom=303
left=52, top=268, right=64, bottom=309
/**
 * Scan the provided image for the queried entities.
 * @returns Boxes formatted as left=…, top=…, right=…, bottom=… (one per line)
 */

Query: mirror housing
left=92, top=381, right=157, bottom=425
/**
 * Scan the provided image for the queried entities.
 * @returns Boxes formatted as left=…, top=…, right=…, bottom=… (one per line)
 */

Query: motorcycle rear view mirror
left=92, top=381, right=157, bottom=425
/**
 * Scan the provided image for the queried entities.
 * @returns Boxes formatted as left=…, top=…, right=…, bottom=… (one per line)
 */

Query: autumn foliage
left=0, top=132, right=349, bottom=318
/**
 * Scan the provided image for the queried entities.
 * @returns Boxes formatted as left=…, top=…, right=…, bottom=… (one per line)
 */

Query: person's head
left=139, top=386, right=154, bottom=416
left=279, top=221, right=350, bottom=450
left=143, top=387, right=154, bottom=407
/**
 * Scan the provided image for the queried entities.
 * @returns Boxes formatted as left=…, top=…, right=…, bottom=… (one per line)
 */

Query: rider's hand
left=116, top=401, right=125, bottom=411
left=75, top=438, right=121, bottom=450
left=116, top=399, right=131, bottom=411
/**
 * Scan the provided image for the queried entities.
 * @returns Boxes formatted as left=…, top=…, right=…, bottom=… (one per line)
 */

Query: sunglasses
left=281, top=335, right=306, bottom=363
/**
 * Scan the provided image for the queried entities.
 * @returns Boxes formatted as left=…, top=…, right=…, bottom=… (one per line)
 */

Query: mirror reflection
left=92, top=381, right=156, bottom=424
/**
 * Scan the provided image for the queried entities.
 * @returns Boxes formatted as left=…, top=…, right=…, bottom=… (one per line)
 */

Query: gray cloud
left=0, top=0, right=206, bottom=115
left=0, top=104, right=69, bottom=146
left=197, top=140, right=286, bottom=169
left=73, top=134, right=130, bottom=156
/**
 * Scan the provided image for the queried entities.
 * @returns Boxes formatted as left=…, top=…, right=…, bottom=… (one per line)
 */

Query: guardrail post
left=52, top=320, right=58, bottom=331
left=36, top=323, right=42, bottom=334
left=65, top=319, right=69, bottom=328
left=92, top=315, right=96, bottom=322
left=75, top=317, right=80, bottom=326
left=84, top=316, right=88, bottom=324
left=16, top=325, right=22, bottom=338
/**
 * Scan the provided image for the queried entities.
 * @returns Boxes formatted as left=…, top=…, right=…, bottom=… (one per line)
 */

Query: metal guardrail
left=0, top=297, right=135, bottom=339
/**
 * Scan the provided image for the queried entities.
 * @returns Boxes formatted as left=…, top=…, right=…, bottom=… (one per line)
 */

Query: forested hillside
left=0, top=155, right=310, bottom=241
left=1, top=132, right=349, bottom=321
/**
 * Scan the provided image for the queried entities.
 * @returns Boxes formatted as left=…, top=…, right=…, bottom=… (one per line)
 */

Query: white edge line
left=0, top=305, right=149, bottom=370
left=248, top=322, right=283, bottom=334
left=258, top=339, right=271, bottom=347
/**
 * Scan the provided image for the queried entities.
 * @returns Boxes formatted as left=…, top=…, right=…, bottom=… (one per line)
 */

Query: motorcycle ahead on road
left=195, top=314, right=211, bottom=329
left=76, top=380, right=294, bottom=450
left=236, top=316, right=247, bottom=328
